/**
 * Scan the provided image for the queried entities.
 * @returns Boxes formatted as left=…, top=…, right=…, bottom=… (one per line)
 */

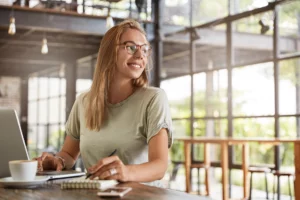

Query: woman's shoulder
left=74, top=91, right=89, bottom=106
left=139, top=86, right=166, bottom=97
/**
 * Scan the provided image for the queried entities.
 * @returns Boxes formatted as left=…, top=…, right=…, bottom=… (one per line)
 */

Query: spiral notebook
left=61, top=177, right=118, bottom=190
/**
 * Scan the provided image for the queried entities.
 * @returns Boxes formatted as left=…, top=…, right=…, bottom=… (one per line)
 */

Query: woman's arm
left=56, top=135, right=81, bottom=169
left=87, top=128, right=169, bottom=182
left=36, top=135, right=80, bottom=171
left=127, top=128, right=169, bottom=181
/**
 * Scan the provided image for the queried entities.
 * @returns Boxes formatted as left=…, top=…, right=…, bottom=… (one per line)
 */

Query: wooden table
left=0, top=180, right=210, bottom=200
left=176, top=137, right=300, bottom=200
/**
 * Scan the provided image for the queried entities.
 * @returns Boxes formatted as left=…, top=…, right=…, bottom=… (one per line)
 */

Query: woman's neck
left=108, top=79, right=135, bottom=104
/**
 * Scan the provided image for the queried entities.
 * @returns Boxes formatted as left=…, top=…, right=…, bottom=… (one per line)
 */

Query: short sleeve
left=65, top=97, right=81, bottom=140
left=146, top=89, right=173, bottom=148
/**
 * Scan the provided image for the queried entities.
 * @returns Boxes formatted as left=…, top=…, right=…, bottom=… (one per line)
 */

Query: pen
left=85, top=149, right=117, bottom=179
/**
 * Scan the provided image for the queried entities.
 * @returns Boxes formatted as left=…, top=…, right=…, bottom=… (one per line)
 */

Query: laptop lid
left=0, top=108, right=85, bottom=179
left=0, top=109, right=29, bottom=178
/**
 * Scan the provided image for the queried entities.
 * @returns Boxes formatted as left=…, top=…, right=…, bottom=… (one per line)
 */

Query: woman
left=36, top=19, right=173, bottom=187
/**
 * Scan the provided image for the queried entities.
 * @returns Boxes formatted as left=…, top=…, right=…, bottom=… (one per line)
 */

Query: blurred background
left=0, top=0, right=299, bottom=199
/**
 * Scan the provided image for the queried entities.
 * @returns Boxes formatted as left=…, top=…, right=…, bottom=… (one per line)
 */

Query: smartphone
left=97, top=187, right=132, bottom=197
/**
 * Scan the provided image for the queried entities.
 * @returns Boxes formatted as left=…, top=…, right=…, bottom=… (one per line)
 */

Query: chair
left=248, top=166, right=272, bottom=200
left=190, top=143, right=210, bottom=196
left=272, top=170, right=294, bottom=200
left=169, top=143, right=210, bottom=196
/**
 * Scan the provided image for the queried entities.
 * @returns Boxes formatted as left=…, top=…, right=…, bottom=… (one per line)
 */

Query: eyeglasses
left=118, top=41, right=152, bottom=57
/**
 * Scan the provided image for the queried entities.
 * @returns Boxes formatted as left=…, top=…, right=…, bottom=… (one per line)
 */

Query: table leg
left=242, top=143, right=249, bottom=199
left=294, top=142, right=300, bottom=200
left=221, top=142, right=229, bottom=200
left=184, top=141, right=191, bottom=193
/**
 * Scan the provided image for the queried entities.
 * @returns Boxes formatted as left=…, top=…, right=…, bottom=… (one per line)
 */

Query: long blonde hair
left=85, top=19, right=152, bottom=131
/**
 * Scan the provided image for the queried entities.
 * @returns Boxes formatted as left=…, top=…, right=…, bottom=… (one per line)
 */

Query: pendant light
left=8, top=17, right=16, bottom=35
left=41, top=34, right=48, bottom=54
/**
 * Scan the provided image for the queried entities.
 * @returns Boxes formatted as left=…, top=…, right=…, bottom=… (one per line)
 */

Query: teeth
left=129, top=64, right=140, bottom=68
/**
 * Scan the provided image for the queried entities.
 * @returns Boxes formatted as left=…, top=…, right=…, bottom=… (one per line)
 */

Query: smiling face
left=115, top=28, right=149, bottom=82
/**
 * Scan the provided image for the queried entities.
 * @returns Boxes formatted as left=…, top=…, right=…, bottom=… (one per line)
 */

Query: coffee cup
left=9, top=160, right=38, bottom=181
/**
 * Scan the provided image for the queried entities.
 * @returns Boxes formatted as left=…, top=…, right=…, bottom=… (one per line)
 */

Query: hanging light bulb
left=41, top=38, right=48, bottom=54
left=8, top=17, right=16, bottom=35
left=106, top=14, right=114, bottom=30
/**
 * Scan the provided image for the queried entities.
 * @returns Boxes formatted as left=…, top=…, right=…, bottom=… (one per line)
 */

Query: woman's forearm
left=127, top=159, right=168, bottom=182
left=56, top=151, right=77, bottom=170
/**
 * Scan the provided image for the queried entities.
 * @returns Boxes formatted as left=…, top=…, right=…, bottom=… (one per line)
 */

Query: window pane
left=28, top=101, right=37, bottom=124
left=164, top=0, right=190, bottom=26
left=170, top=140, right=184, bottom=162
left=60, top=96, right=66, bottom=123
left=192, top=0, right=228, bottom=26
left=233, top=142, right=275, bottom=166
left=233, top=118, right=275, bottom=165
left=49, top=124, right=60, bottom=152
left=279, top=58, right=300, bottom=115
left=279, top=1, right=300, bottom=55
left=76, top=79, right=92, bottom=95
left=171, top=120, right=190, bottom=162
left=38, top=99, right=48, bottom=124
left=233, top=118, right=275, bottom=138
left=162, top=42, right=189, bottom=78
left=194, top=143, right=221, bottom=163
left=173, top=119, right=191, bottom=137
left=232, top=63, right=274, bottom=116
left=28, top=77, right=38, bottom=100
left=28, top=125, right=37, bottom=158
left=280, top=117, right=300, bottom=138
left=38, top=77, right=48, bottom=99
left=230, top=0, right=272, bottom=14
left=194, top=119, right=228, bottom=137
left=37, top=125, right=47, bottom=151
left=233, top=12, right=273, bottom=66
left=49, top=77, right=60, bottom=97
left=196, top=25, right=227, bottom=71
left=161, top=76, right=191, bottom=118
left=49, top=98, right=59, bottom=124
left=194, top=70, right=228, bottom=118
left=60, top=78, right=66, bottom=96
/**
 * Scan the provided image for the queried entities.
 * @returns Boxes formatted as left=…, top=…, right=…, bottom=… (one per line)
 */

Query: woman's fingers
left=90, top=162, right=119, bottom=179
left=88, top=157, right=128, bottom=181
left=88, top=155, right=119, bottom=174
left=33, top=152, right=57, bottom=171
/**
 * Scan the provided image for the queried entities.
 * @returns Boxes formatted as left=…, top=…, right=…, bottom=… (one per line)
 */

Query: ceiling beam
left=0, top=58, right=62, bottom=65
left=0, top=39, right=98, bottom=49
left=0, top=5, right=155, bottom=40
left=0, top=5, right=107, bottom=36
left=164, top=28, right=297, bottom=52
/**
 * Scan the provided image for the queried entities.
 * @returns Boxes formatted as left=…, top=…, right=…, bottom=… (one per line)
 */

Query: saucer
left=0, top=176, right=49, bottom=188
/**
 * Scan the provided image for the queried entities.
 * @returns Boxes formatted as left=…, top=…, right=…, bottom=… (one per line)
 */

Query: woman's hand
left=87, top=156, right=130, bottom=182
left=33, top=152, right=64, bottom=171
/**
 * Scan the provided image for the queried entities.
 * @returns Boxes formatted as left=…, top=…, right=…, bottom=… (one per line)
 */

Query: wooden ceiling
left=0, top=4, right=283, bottom=80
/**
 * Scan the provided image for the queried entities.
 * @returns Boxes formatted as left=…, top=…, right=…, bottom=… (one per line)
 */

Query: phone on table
left=97, top=187, right=132, bottom=197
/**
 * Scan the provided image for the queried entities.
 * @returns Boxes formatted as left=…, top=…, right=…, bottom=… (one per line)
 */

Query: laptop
left=0, top=109, right=85, bottom=179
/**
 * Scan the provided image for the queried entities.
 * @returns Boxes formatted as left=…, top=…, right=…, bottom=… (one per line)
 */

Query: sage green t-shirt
left=65, top=87, right=173, bottom=187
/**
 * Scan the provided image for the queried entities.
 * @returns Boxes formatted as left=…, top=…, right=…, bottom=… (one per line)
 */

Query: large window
left=28, top=68, right=66, bottom=158
left=163, top=0, right=300, bottom=196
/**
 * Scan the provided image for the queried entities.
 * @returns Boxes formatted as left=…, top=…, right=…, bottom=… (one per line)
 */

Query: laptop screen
left=0, top=109, right=86, bottom=180
left=0, top=109, right=29, bottom=178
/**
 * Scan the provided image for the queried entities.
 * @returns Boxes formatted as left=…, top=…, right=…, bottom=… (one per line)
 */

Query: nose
left=133, top=48, right=144, bottom=59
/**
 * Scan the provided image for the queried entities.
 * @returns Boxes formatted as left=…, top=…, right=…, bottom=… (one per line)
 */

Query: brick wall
left=0, top=76, right=21, bottom=115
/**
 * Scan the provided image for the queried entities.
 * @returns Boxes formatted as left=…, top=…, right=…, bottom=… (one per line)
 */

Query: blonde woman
left=35, top=19, right=173, bottom=187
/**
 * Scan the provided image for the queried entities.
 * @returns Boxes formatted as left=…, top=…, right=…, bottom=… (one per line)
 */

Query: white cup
left=9, top=160, right=38, bottom=181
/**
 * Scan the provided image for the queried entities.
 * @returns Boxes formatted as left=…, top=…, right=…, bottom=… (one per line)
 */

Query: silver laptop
left=0, top=109, right=85, bottom=179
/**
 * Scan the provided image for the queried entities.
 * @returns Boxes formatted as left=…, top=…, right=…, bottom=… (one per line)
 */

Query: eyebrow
left=121, top=40, right=149, bottom=46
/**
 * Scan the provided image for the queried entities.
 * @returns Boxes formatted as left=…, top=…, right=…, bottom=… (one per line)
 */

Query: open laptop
left=0, top=109, right=85, bottom=179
